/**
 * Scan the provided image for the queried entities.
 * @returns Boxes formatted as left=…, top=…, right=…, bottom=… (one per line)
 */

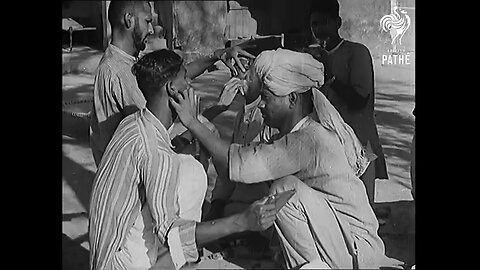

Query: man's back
left=89, top=109, right=180, bottom=269
left=89, top=44, right=146, bottom=166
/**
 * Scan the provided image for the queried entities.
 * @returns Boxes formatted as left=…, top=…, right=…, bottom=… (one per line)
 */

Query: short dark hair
left=108, top=1, right=150, bottom=29
left=132, top=49, right=184, bottom=98
left=309, top=0, right=340, bottom=19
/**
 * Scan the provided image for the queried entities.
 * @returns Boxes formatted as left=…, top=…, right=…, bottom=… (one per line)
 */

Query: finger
left=262, top=215, right=277, bottom=224
left=238, top=48, right=255, bottom=59
left=174, top=91, right=185, bottom=103
left=225, top=79, right=241, bottom=91
left=224, top=79, right=237, bottom=89
left=233, top=56, right=245, bottom=73
left=263, top=205, right=277, bottom=213
left=190, top=93, right=196, bottom=112
left=261, top=217, right=276, bottom=228
left=257, top=196, right=269, bottom=205
left=169, top=97, right=181, bottom=109
left=264, top=210, right=277, bottom=219
left=225, top=61, right=237, bottom=77
left=233, top=64, right=244, bottom=78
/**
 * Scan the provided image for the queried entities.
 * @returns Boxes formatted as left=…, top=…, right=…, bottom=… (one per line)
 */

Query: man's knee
left=270, top=176, right=330, bottom=214
left=269, top=175, right=316, bottom=207
left=269, top=175, right=304, bottom=195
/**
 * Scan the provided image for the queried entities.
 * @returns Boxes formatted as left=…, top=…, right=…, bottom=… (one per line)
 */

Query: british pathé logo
left=380, top=6, right=412, bottom=65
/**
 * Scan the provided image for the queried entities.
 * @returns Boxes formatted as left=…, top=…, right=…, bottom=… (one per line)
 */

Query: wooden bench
left=62, top=18, right=96, bottom=52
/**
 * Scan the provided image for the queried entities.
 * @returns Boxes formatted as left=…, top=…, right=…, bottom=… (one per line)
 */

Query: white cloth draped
left=253, top=48, right=369, bottom=176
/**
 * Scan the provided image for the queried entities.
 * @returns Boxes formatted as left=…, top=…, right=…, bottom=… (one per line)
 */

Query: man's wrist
left=231, top=212, right=248, bottom=233
left=186, top=117, right=204, bottom=133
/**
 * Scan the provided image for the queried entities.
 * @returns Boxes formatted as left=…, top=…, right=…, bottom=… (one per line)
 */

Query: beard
left=133, top=25, right=147, bottom=53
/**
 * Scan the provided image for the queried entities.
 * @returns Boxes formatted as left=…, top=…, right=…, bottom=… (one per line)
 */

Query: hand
left=216, top=42, right=256, bottom=76
left=218, top=77, right=247, bottom=106
left=238, top=196, right=277, bottom=232
left=169, top=87, right=197, bottom=128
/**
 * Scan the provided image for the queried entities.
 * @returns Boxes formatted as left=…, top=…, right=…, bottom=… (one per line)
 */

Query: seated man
left=170, top=48, right=401, bottom=269
left=88, top=49, right=276, bottom=270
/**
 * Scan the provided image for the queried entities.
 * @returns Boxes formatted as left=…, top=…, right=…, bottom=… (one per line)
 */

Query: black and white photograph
left=62, top=1, right=415, bottom=269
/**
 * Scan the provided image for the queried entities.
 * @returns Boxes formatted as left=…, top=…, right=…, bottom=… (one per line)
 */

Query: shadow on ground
left=63, top=233, right=89, bottom=270
left=62, top=138, right=95, bottom=211
left=374, top=79, right=415, bottom=189
left=63, top=47, right=103, bottom=75
left=375, top=200, right=416, bottom=267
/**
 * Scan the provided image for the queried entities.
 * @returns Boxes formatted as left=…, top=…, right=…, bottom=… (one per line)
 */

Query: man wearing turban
left=170, top=48, right=401, bottom=269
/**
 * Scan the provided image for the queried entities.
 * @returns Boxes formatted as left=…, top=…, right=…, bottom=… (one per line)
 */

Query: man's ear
left=123, top=12, right=135, bottom=30
left=288, top=92, right=298, bottom=109
left=165, top=81, right=176, bottom=99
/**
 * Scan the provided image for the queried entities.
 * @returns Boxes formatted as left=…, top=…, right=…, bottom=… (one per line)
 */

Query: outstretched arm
left=169, top=88, right=231, bottom=170
left=185, top=42, right=256, bottom=80
left=170, top=87, right=313, bottom=184
left=195, top=196, right=276, bottom=246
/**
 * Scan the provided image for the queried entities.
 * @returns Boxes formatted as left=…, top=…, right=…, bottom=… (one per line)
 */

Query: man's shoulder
left=298, top=118, right=327, bottom=138
left=114, top=112, right=142, bottom=137
left=343, top=40, right=371, bottom=55
left=96, top=52, right=130, bottom=75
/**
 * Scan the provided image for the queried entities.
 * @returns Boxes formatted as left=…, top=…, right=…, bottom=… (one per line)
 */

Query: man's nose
left=258, top=99, right=265, bottom=108
left=148, top=23, right=154, bottom=35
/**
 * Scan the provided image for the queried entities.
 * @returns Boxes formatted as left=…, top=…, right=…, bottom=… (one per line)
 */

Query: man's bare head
left=108, top=1, right=150, bottom=29
left=108, top=1, right=153, bottom=53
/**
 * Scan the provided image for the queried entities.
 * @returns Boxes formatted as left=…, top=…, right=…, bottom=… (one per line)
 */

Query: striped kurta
left=89, top=44, right=147, bottom=166
left=88, top=108, right=199, bottom=270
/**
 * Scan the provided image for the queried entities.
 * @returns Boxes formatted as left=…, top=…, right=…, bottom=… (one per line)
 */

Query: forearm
left=201, top=104, right=229, bottom=122
left=195, top=213, right=245, bottom=247
left=187, top=118, right=230, bottom=170
left=185, top=49, right=225, bottom=80
left=331, top=79, right=369, bottom=110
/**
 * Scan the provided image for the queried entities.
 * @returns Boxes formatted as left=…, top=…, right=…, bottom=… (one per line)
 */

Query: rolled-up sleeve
left=167, top=219, right=199, bottom=269
left=229, top=130, right=315, bottom=184
left=141, top=148, right=199, bottom=268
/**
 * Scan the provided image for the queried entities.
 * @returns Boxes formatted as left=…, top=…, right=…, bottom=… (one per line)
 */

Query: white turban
left=253, top=48, right=369, bottom=176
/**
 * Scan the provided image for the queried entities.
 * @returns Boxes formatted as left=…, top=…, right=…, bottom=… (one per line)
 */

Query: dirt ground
left=62, top=46, right=415, bottom=269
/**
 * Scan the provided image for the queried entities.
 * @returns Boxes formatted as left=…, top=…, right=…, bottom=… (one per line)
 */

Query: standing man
left=90, top=1, right=154, bottom=166
left=90, top=1, right=255, bottom=166
left=305, top=0, right=389, bottom=204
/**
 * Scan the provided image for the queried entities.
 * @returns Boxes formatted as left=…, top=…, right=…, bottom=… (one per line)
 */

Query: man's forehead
left=135, top=2, right=152, bottom=16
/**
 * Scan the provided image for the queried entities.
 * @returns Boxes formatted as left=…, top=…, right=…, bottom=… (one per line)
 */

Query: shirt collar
left=327, top=39, right=345, bottom=55
left=142, top=108, right=174, bottom=148
left=108, top=44, right=138, bottom=63
left=244, top=96, right=261, bottom=118
left=290, top=115, right=310, bottom=133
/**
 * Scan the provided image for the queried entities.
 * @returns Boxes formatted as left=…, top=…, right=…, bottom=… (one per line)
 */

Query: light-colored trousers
left=270, top=176, right=355, bottom=269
